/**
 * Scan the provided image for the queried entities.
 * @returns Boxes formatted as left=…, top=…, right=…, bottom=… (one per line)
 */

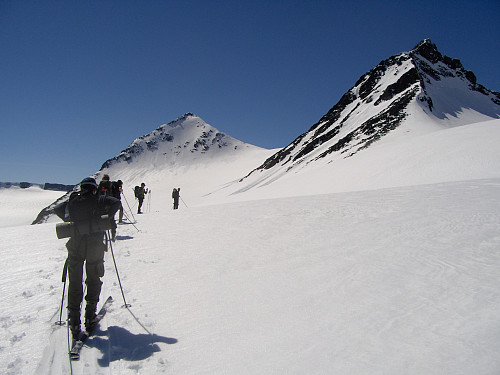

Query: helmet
left=80, top=177, right=98, bottom=189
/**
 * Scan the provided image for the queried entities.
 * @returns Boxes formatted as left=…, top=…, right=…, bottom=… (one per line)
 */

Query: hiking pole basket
left=55, top=258, right=69, bottom=326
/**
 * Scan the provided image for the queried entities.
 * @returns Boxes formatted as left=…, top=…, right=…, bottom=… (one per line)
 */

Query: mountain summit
left=101, top=113, right=259, bottom=171
left=96, top=113, right=274, bottom=185
left=240, top=39, right=500, bottom=184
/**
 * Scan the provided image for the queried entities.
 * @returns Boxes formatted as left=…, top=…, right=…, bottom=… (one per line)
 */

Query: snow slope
left=0, top=186, right=64, bottom=228
left=1, top=176, right=500, bottom=374
left=213, top=118, right=500, bottom=202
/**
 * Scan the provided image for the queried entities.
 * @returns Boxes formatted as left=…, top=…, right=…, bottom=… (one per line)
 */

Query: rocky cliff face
left=244, top=39, right=500, bottom=178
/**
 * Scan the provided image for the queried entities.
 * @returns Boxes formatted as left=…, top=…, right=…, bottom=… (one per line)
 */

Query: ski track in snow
left=2, top=178, right=500, bottom=374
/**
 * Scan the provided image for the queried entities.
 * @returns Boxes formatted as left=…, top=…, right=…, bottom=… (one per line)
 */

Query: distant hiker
left=136, top=182, right=148, bottom=214
left=54, top=177, right=120, bottom=340
left=112, top=180, right=124, bottom=224
left=98, top=175, right=118, bottom=239
left=172, top=187, right=180, bottom=210
left=98, top=174, right=112, bottom=196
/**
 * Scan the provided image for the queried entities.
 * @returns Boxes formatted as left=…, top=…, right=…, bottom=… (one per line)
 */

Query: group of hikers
left=54, top=175, right=183, bottom=342
left=97, top=175, right=182, bottom=215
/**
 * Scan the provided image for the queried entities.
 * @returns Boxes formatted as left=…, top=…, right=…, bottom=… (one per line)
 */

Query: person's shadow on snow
left=88, top=326, right=177, bottom=367
left=115, top=235, right=134, bottom=241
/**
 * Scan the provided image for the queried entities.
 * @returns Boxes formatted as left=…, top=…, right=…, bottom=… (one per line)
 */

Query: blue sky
left=1, top=0, right=499, bottom=184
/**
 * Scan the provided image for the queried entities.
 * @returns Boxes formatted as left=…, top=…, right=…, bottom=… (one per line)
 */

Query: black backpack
left=98, top=180, right=112, bottom=196
left=68, top=191, right=99, bottom=223
left=111, top=181, right=122, bottom=199
left=67, top=192, right=109, bottom=236
left=134, top=186, right=140, bottom=198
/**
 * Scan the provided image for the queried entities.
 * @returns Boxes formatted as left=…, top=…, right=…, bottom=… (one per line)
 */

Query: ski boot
left=70, top=324, right=82, bottom=340
left=85, top=314, right=98, bottom=332
left=68, top=311, right=82, bottom=340
left=85, top=304, right=98, bottom=332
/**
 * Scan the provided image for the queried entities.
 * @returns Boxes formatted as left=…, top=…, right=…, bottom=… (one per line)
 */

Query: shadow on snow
left=85, top=326, right=177, bottom=366
left=115, top=235, right=134, bottom=241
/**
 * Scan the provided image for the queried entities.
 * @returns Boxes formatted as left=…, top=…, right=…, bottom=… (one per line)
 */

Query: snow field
left=0, top=187, right=64, bottom=227
left=3, top=178, right=499, bottom=374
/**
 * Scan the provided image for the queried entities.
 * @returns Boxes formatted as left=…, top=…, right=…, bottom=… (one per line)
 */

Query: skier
left=98, top=174, right=112, bottom=196
left=172, top=187, right=180, bottom=210
left=112, top=179, right=124, bottom=224
left=56, top=177, right=121, bottom=339
left=98, top=174, right=118, bottom=240
left=137, top=182, right=148, bottom=214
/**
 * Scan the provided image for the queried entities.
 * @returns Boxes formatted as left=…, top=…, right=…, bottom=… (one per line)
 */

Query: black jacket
left=55, top=191, right=121, bottom=236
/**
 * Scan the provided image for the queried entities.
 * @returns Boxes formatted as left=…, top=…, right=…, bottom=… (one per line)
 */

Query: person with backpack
left=172, top=187, right=180, bottom=210
left=98, top=174, right=112, bottom=196
left=112, top=180, right=124, bottom=224
left=98, top=174, right=118, bottom=239
left=54, top=177, right=121, bottom=339
left=135, top=182, right=148, bottom=214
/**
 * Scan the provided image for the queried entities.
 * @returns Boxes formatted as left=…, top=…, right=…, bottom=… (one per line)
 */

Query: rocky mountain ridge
left=241, top=39, right=500, bottom=182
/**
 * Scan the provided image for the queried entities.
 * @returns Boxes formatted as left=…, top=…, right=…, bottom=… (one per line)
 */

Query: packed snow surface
left=0, top=186, right=64, bottom=227
left=1, top=118, right=500, bottom=374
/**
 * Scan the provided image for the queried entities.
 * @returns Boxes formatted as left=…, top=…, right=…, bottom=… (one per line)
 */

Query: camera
left=56, top=215, right=113, bottom=239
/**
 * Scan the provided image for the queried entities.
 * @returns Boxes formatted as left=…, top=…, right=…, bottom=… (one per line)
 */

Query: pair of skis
left=69, top=296, right=113, bottom=360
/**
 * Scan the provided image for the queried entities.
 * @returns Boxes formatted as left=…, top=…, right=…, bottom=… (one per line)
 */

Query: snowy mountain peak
left=32, top=113, right=275, bottom=224
left=100, top=113, right=252, bottom=171
left=241, top=39, right=500, bottom=183
left=409, top=40, right=500, bottom=116
left=411, top=38, right=445, bottom=64
left=410, top=38, right=471, bottom=77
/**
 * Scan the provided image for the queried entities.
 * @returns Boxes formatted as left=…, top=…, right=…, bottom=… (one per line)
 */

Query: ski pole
left=180, top=196, right=188, bottom=208
left=55, top=259, right=69, bottom=326
left=130, top=188, right=139, bottom=211
left=122, top=193, right=136, bottom=223
left=106, top=231, right=131, bottom=308
left=122, top=211, right=140, bottom=232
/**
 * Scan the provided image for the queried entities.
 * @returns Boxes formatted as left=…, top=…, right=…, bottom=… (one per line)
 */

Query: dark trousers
left=138, top=198, right=144, bottom=213
left=66, top=234, right=106, bottom=325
